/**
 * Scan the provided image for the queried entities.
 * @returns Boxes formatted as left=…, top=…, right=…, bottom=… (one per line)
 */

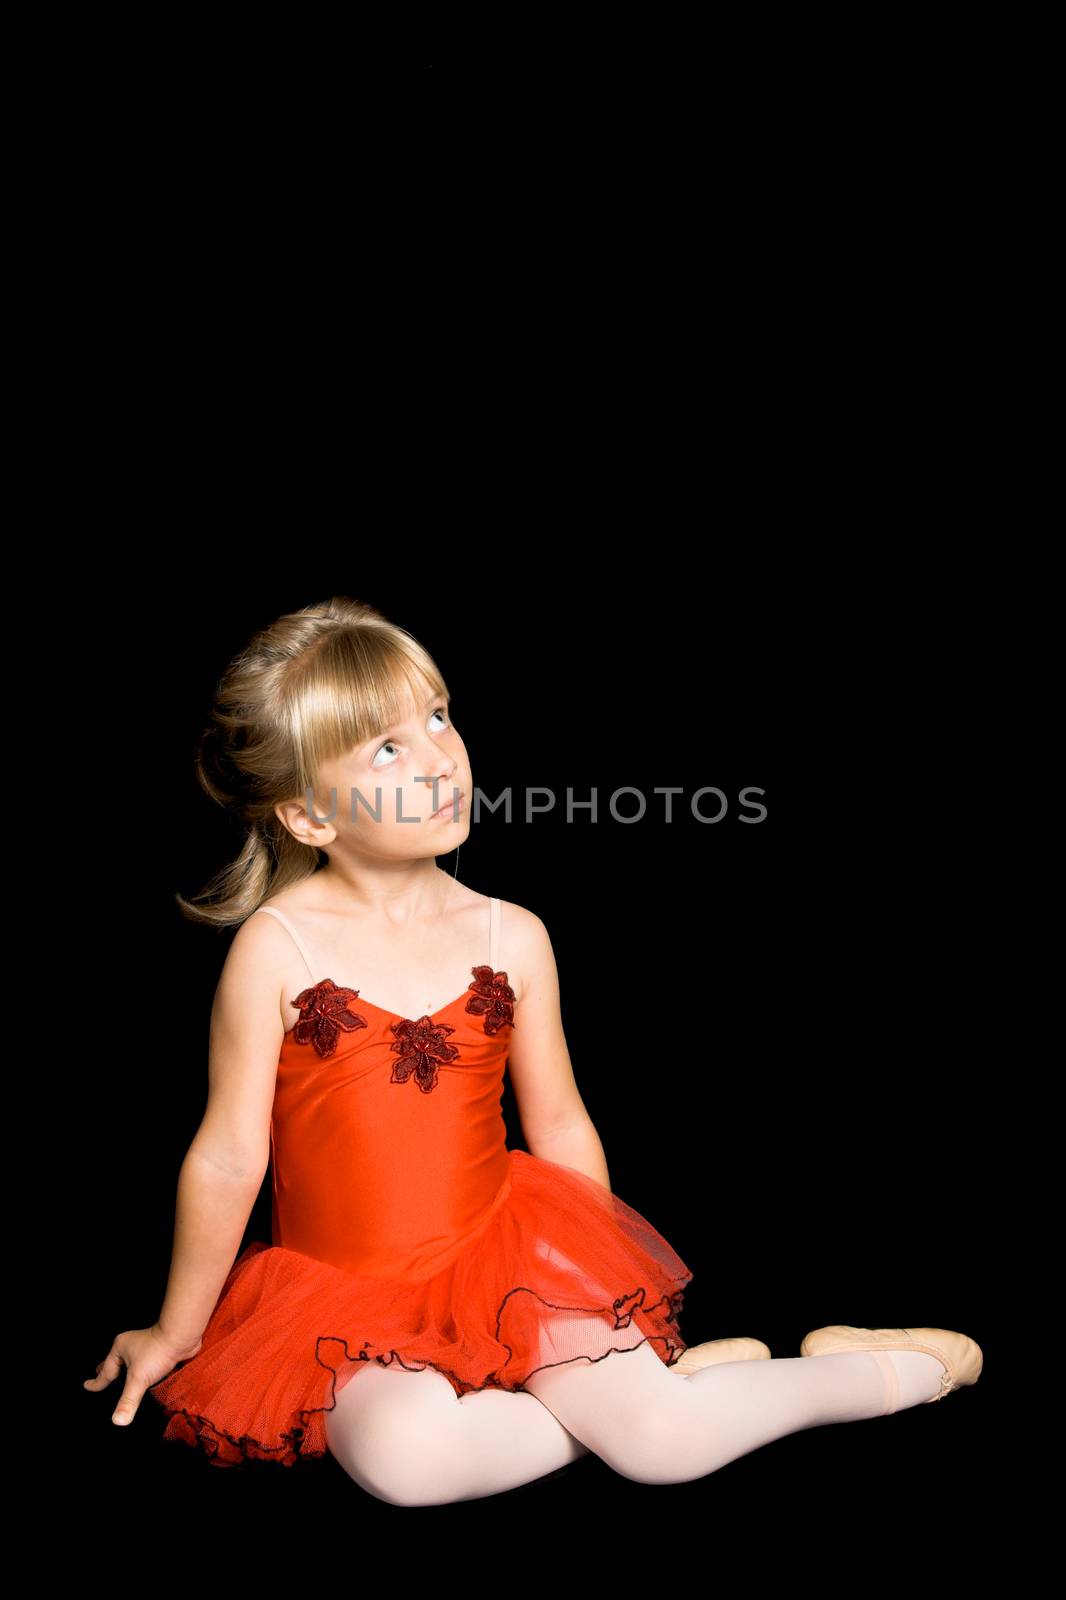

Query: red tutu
left=148, top=903, right=692, bottom=1467
left=148, top=1149, right=692, bottom=1467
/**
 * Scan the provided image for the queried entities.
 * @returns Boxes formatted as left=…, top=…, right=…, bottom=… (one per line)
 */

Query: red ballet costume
left=148, top=896, right=693, bottom=1466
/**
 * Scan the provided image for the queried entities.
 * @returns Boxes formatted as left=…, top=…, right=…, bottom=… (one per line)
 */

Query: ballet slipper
left=669, top=1336, right=772, bottom=1374
left=799, top=1324, right=983, bottom=1403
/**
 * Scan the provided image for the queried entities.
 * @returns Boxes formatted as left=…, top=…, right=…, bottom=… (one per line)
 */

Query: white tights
left=323, top=1332, right=946, bottom=1506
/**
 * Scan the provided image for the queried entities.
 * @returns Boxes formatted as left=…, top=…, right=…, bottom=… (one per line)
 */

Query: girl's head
left=179, top=596, right=471, bottom=926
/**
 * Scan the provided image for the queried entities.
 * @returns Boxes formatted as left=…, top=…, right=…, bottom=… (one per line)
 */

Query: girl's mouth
left=431, top=791, right=466, bottom=821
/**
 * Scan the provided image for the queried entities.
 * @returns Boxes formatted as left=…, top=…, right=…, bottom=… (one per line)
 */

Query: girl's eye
left=371, top=706, right=450, bottom=768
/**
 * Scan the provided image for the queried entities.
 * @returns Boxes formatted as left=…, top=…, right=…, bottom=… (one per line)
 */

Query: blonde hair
left=177, top=595, right=450, bottom=928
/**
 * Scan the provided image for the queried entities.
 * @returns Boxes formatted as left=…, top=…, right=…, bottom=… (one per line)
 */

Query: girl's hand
left=83, top=1324, right=204, bottom=1426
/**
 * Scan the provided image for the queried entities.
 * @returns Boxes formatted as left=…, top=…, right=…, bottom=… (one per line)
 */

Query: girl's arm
left=505, top=910, right=611, bottom=1193
left=157, top=1152, right=265, bottom=1354
left=155, top=916, right=286, bottom=1351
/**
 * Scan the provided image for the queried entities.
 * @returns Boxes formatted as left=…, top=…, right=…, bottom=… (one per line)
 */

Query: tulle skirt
left=147, top=1148, right=693, bottom=1467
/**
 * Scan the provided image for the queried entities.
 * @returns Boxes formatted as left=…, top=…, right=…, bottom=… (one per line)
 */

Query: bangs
left=285, top=627, right=449, bottom=794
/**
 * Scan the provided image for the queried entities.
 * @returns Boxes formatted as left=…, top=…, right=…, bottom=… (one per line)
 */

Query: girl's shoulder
left=254, top=878, right=322, bottom=916
left=494, top=897, right=552, bottom=1007
left=495, top=895, right=542, bottom=940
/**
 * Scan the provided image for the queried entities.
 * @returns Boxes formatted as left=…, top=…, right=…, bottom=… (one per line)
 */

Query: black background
left=45, top=26, right=1018, bottom=1569
left=67, top=567, right=1001, bottom=1551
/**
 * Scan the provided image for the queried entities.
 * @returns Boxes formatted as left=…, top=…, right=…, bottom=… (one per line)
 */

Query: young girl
left=84, top=596, right=983, bottom=1504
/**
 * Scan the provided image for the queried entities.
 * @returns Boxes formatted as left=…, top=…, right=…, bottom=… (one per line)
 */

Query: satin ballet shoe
left=799, top=1324, right=983, bottom=1403
left=669, top=1337, right=772, bottom=1374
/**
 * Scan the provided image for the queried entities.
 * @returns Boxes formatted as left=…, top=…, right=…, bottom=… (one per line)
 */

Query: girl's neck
left=314, top=864, right=457, bottom=927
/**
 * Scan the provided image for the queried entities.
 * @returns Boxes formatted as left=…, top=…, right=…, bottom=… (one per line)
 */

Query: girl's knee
left=529, top=1363, right=691, bottom=1486
left=597, top=1397, right=691, bottom=1485
left=347, top=1424, right=466, bottom=1507
left=324, top=1364, right=471, bottom=1506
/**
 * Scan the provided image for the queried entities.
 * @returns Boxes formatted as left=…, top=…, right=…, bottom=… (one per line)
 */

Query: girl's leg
left=324, top=1361, right=592, bottom=1506
left=523, top=1331, right=948, bottom=1486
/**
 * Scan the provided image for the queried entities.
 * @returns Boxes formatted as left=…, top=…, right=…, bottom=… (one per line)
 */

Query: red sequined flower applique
left=464, top=965, right=516, bottom=1035
left=292, top=979, right=368, bottom=1059
left=388, top=1017, right=461, bottom=1094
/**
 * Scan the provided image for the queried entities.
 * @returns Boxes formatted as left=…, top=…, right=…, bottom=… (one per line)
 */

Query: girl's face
left=312, top=676, right=472, bottom=862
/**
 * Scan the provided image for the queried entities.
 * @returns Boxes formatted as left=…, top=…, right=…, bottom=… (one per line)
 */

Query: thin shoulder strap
left=489, top=895, right=500, bottom=972
left=255, top=905, right=322, bottom=985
